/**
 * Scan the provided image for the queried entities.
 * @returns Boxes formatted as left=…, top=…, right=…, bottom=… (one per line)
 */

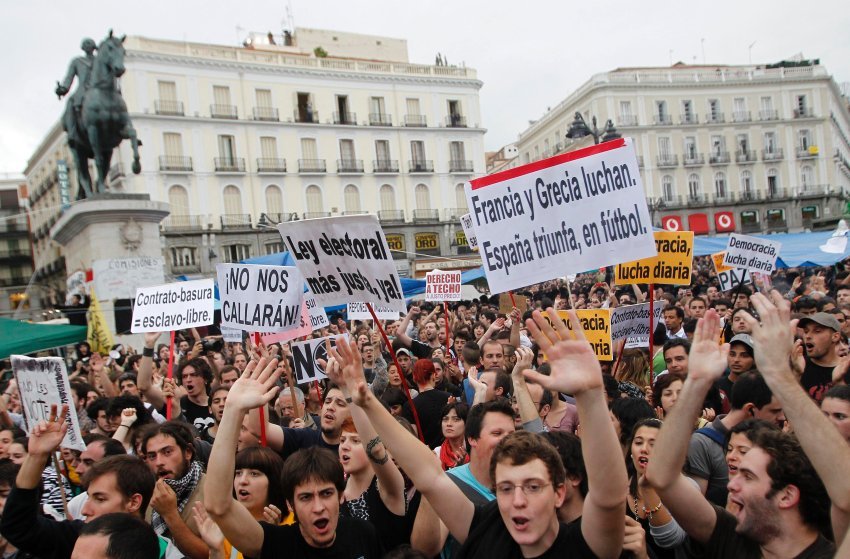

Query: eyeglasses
left=495, top=480, right=551, bottom=497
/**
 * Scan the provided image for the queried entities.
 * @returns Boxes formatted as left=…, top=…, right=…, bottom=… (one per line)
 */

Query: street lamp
left=566, top=112, right=622, bottom=145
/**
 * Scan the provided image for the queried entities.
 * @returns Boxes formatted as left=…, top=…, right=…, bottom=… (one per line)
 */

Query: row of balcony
left=655, top=148, right=817, bottom=168
left=0, top=248, right=32, bottom=261
left=158, top=156, right=473, bottom=174
left=153, top=100, right=467, bottom=128
left=643, top=108, right=812, bottom=127
left=653, top=184, right=833, bottom=208
left=161, top=208, right=471, bottom=232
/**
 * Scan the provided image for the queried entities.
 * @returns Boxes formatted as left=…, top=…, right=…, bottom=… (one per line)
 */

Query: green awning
left=0, top=318, right=88, bottom=359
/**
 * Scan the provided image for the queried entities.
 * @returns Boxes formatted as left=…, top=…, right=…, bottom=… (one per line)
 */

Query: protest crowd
left=3, top=257, right=850, bottom=558
left=3, top=141, right=850, bottom=558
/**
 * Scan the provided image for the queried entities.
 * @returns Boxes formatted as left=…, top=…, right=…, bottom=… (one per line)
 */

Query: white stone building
left=516, top=60, right=850, bottom=235
left=26, top=27, right=487, bottom=305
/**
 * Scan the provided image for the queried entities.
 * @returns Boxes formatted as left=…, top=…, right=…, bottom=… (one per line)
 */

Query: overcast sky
left=2, top=0, right=848, bottom=174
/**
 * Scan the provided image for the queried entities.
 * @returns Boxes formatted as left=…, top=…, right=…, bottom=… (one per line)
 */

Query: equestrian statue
left=55, top=31, right=142, bottom=199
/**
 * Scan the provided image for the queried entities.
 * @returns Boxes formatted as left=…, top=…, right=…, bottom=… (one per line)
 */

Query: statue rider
left=56, top=38, right=97, bottom=149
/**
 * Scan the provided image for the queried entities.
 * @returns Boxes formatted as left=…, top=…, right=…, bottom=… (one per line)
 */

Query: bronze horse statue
left=57, top=31, right=142, bottom=198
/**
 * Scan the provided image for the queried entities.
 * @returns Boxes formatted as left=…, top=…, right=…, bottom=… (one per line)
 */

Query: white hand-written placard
left=216, top=265, right=304, bottom=332
left=131, top=279, right=215, bottom=333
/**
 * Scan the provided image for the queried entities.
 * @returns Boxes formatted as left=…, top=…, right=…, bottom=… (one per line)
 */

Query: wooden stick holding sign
left=166, top=331, right=175, bottom=420
left=648, top=284, right=655, bottom=385
left=366, top=303, right=425, bottom=443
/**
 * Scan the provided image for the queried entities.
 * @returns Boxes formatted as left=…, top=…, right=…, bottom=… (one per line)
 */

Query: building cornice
left=126, top=51, right=483, bottom=90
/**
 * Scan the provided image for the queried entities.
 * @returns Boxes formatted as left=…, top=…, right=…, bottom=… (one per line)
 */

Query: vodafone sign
left=662, top=215, right=683, bottom=231
left=715, top=211, right=736, bottom=233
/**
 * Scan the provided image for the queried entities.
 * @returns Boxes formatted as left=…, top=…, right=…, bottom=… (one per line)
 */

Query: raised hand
left=523, top=309, right=603, bottom=395
left=511, top=346, right=534, bottom=381
left=325, top=338, right=369, bottom=406
left=192, top=502, right=225, bottom=550
left=144, top=331, right=163, bottom=349
left=225, top=358, right=281, bottom=412
left=686, top=310, right=729, bottom=383
left=743, top=291, right=796, bottom=380
left=28, top=404, right=69, bottom=456
left=120, top=408, right=138, bottom=427
left=262, top=504, right=282, bottom=524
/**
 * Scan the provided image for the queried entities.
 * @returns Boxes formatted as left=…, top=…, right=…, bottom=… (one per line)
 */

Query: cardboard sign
left=498, top=292, right=529, bottom=315
left=711, top=252, right=733, bottom=274
left=465, top=138, right=655, bottom=293
left=216, top=265, right=304, bottom=332
left=717, top=268, right=752, bottom=293
left=722, top=233, right=781, bottom=273
left=610, top=301, right=665, bottom=342
left=459, top=213, right=479, bottom=250
left=425, top=270, right=462, bottom=302
left=11, top=356, right=85, bottom=451
left=131, top=279, right=215, bottom=333
left=544, top=310, right=613, bottom=361
left=347, top=302, right=399, bottom=320
left=305, top=293, right=329, bottom=330
left=291, top=334, right=349, bottom=383
left=278, top=215, right=405, bottom=312
left=616, top=231, right=694, bottom=285
left=220, top=326, right=243, bottom=343
left=93, top=257, right=166, bottom=300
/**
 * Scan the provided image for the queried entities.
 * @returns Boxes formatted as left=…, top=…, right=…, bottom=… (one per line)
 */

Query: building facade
left=26, top=27, right=486, bottom=305
left=516, top=61, right=850, bottom=235
left=0, top=175, right=34, bottom=316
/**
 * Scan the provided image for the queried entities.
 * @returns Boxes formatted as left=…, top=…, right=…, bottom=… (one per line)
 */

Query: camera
left=201, top=338, right=223, bottom=353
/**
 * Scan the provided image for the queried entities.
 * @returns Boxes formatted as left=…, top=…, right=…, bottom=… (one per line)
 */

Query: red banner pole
left=366, top=303, right=425, bottom=443
left=166, top=331, right=175, bottom=420
left=648, top=284, right=655, bottom=386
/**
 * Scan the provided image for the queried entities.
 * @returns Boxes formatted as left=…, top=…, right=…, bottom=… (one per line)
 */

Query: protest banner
left=305, top=293, right=329, bottom=330
left=131, top=279, right=215, bottom=333
left=459, top=213, right=478, bottom=250
left=616, top=231, right=694, bottom=285
left=291, top=334, right=349, bottom=384
left=87, top=288, right=114, bottom=353
left=11, top=356, right=85, bottom=451
left=722, top=233, right=781, bottom=273
left=425, top=270, right=462, bottom=302
left=610, top=301, right=665, bottom=342
left=711, top=252, right=733, bottom=274
left=465, top=138, right=656, bottom=293
left=216, top=265, right=303, bottom=332
left=718, top=268, right=752, bottom=293
left=543, top=310, right=612, bottom=361
left=93, top=257, right=166, bottom=300
left=347, top=302, right=399, bottom=320
left=220, top=326, right=243, bottom=343
left=278, top=215, right=405, bottom=312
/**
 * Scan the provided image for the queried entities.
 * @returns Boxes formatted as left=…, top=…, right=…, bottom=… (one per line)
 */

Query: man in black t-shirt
left=204, top=366, right=382, bottom=559
left=798, top=313, right=841, bottom=402
left=343, top=308, right=627, bottom=559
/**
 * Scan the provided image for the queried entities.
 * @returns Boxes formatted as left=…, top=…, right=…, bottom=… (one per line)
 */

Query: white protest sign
left=610, top=301, right=666, bottom=342
left=305, top=293, right=329, bottom=330
left=93, top=257, right=165, bottom=300
left=220, top=326, right=243, bottom=343
left=717, top=268, right=752, bottom=293
left=65, top=271, right=86, bottom=305
left=465, top=138, right=656, bottom=293
left=459, top=213, right=478, bottom=250
left=261, top=301, right=313, bottom=344
left=131, top=279, right=214, bottom=333
left=722, top=233, right=781, bottom=273
left=291, top=334, right=349, bottom=384
left=624, top=336, right=647, bottom=349
left=216, top=265, right=303, bottom=332
left=425, top=270, right=462, bottom=302
left=11, top=355, right=85, bottom=451
left=278, top=215, right=405, bottom=312
left=347, top=302, right=400, bottom=320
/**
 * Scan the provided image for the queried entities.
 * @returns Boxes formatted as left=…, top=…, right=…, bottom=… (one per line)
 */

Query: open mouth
left=637, top=457, right=649, bottom=467
left=237, top=489, right=251, bottom=500
left=340, top=454, right=350, bottom=463
left=805, top=343, right=815, bottom=352
left=511, top=517, right=530, bottom=531
left=313, top=518, right=330, bottom=532
left=157, top=470, right=172, bottom=478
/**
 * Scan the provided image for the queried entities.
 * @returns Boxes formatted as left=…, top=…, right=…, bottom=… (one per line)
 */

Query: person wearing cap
left=715, top=334, right=755, bottom=410
left=798, top=312, right=843, bottom=403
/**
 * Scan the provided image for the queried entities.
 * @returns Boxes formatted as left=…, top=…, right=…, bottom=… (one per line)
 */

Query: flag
left=87, top=288, right=114, bottom=353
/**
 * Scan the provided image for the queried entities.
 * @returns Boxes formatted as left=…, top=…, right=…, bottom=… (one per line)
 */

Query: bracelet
left=365, top=436, right=389, bottom=465
left=142, top=347, right=154, bottom=358
left=117, top=424, right=132, bottom=430
left=642, top=501, right=663, bottom=522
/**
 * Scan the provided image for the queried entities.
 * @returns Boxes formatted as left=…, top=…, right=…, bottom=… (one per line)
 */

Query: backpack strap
left=695, top=427, right=726, bottom=446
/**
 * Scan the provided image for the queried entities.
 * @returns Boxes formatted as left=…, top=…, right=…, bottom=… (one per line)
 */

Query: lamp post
left=566, top=112, right=621, bottom=145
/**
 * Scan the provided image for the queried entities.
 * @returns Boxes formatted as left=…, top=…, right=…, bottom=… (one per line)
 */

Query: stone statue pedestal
left=51, top=193, right=169, bottom=346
